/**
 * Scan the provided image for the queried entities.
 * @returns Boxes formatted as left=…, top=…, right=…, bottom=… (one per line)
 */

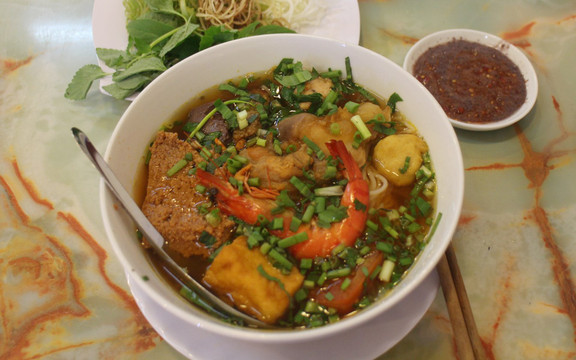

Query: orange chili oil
left=413, top=39, right=527, bottom=123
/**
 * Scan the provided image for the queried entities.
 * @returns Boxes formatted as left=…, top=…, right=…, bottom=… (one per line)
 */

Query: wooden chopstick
left=438, top=243, right=488, bottom=360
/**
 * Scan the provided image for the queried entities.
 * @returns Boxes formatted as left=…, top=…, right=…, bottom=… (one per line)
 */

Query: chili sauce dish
left=100, top=34, right=464, bottom=359
left=403, top=28, right=538, bottom=131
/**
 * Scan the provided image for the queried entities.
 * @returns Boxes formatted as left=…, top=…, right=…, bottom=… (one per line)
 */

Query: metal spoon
left=71, top=127, right=272, bottom=329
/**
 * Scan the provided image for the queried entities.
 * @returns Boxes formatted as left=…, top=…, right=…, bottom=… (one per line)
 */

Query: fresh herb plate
left=91, top=0, right=361, bottom=100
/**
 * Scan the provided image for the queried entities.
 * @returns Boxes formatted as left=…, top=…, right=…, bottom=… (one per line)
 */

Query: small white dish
left=403, top=29, right=538, bottom=131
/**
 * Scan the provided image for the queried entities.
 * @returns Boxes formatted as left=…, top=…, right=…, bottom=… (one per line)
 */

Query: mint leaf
left=254, top=25, right=295, bottom=35
left=115, top=73, right=151, bottom=90
left=160, top=22, right=199, bottom=57
left=103, top=82, right=138, bottom=100
left=112, top=56, right=166, bottom=81
left=96, top=48, right=131, bottom=69
left=64, top=65, right=108, bottom=100
left=199, top=26, right=236, bottom=51
left=236, top=22, right=259, bottom=38
left=145, top=0, right=176, bottom=14
left=127, top=18, right=175, bottom=53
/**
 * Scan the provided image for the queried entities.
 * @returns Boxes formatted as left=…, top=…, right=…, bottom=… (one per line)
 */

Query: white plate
left=403, top=29, right=538, bottom=131
left=128, top=269, right=439, bottom=360
left=91, top=0, right=360, bottom=99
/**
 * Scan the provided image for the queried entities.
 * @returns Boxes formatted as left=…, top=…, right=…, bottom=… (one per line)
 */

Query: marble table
left=1, top=0, right=574, bottom=359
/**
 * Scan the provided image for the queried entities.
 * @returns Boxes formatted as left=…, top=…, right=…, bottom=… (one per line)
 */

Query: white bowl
left=100, top=34, right=464, bottom=359
left=403, top=28, right=538, bottom=131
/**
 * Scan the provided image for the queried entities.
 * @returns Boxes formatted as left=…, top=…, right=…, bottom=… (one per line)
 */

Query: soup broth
left=139, top=58, right=437, bottom=329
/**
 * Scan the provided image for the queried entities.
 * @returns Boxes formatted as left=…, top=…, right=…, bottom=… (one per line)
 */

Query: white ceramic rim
left=403, top=28, right=538, bottom=131
left=100, top=33, right=464, bottom=344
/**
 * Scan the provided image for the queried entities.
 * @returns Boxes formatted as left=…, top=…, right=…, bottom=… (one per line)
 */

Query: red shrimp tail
left=195, top=168, right=234, bottom=196
left=325, top=140, right=363, bottom=181
left=196, top=168, right=270, bottom=224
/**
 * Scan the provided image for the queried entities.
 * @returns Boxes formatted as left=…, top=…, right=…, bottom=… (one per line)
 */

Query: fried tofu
left=203, top=236, right=304, bottom=324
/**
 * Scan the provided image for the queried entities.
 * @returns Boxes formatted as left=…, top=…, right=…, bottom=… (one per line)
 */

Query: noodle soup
left=139, top=57, right=437, bottom=328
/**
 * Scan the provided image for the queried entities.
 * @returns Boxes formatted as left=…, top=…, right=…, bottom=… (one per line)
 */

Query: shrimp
left=286, top=140, right=369, bottom=258
left=195, top=140, right=370, bottom=259
left=194, top=169, right=277, bottom=225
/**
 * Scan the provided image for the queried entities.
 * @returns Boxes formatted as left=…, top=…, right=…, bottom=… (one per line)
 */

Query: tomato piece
left=313, top=251, right=383, bottom=314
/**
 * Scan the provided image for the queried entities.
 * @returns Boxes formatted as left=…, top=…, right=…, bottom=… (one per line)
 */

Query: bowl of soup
left=100, top=34, right=464, bottom=359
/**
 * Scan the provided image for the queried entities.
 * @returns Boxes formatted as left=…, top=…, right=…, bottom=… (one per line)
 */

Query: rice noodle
left=258, top=0, right=327, bottom=31
left=363, top=166, right=389, bottom=200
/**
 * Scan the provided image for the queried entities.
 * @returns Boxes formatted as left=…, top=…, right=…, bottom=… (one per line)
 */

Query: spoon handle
left=71, top=127, right=271, bottom=328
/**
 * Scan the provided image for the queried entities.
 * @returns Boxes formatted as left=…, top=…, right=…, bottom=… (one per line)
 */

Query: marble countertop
left=1, top=0, right=575, bottom=359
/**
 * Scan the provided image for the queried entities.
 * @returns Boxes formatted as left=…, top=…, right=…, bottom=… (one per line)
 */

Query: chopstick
left=437, top=243, right=488, bottom=360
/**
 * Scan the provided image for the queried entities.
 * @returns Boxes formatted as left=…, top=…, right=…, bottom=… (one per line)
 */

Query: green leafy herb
left=65, top=0, right=295, bottom=100
left=387, top=92, right=403, bottom=113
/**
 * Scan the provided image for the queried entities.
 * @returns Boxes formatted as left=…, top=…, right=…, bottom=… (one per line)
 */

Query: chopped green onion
left=301, top=136, right=325, bottom=159
left=331, top=243, right=347, bottom=256
left=294, top=288, right=308, bottom=302
left=260, top=242, right=272, bottom=254
left=314, top=197, right=326, bottom=213
left=237, top=109, right=248, bottom=129
left=383, top=224, right=399, bottom=239
left=317, top=272, right=328, bottom=286
left=379, top=260, right=396, bottom=282
left=271, top=217, right=284, bottom=230
left=318, top=205, right=348, bottom=225
left=376, top=241, right=393, bottom=253
left=314, top=185, right=344, bottom=197
left=323, top=165, right=337, bottom=179
left=415, top=197, right=432, bottom=216
left=350, top=114, right=371, bottom=140
left=399, top=257, right=413, bottom=266
left=399, top=156, right=411, bottom=174
left=340, top=277, right=351, bottom=290
left=302, top=204, right=315, bottom=223
left=304, top=300, right=321, bottom=313
left=407, top=222, right=421, bottom=233
left=195, top=184, right=206, bottom=194
left=256, top=138, right=267, bottom=147
left=205, top=209, right=221, bottom=227
left=247, top=177, right=260, bottom=187
left=300, top=258, right=313, bottom=270
left=327, top=267, right=351, bottom=279
left=330, top=122, right=341, bottom=135
left=187, top=99, right=251, bottom=140
left=268, top=249, right=293, bottom=270
left=290, top=217, right=302, bottom=232
left=316, top=90, right=338, bottom=116
left=366, top=219, right=378, bottom=231
left=166, top=159, right=188, bottom=177
left=303, top=279, right=315, bottom=289
left=345, top=56, right=353, bottom=81
left=344, top=101, right=360, bottom=113
left=277, top=232, right=309, bottom=248
left=289, top=176, right=313, bottom=198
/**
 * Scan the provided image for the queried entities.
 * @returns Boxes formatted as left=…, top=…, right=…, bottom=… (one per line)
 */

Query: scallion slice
left=350, top=115, right=371, bottom=140
left=277, top=232, right=308, bottom=248
left=314, top=185, right=344, bottom=197
left=166, top=159, right=187, bottom=177
left=379, top=259, right=396, bottom=282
